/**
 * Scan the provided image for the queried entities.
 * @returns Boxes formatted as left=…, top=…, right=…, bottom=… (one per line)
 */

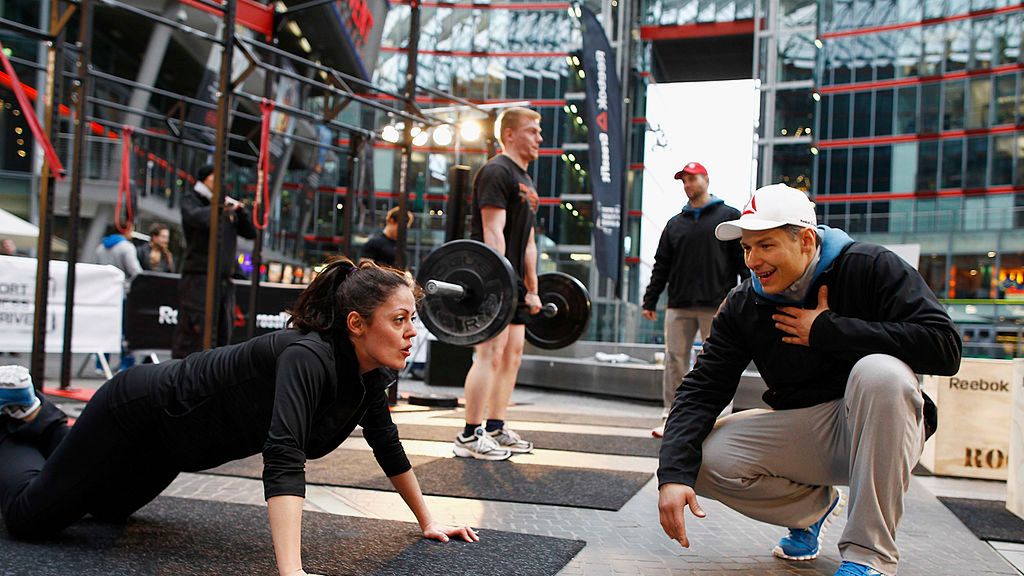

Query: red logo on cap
left=742, top=196, right=757, bottom=216
left=596, top=112, right=608, bottom=132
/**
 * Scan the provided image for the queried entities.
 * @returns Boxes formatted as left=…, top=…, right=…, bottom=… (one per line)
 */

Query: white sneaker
left=488, top=427, right=533, bottom=454
left=0, top=365, right=40, bottom=419
left=453, top=427, right=512, bottom=460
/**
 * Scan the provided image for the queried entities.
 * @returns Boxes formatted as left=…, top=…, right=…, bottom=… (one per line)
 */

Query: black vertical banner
left=579, top=5, right=623, bottom=287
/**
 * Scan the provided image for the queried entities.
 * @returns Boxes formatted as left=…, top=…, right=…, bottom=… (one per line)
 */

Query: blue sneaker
left=772, top=487, right=846, bottom=561
left=0, top=365, right=40, bottom=419
left=834, top=561, right=883, bottom=575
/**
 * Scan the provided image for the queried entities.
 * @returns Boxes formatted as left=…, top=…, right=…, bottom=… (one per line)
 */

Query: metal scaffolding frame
left=0, top=0, right=469, bottom=388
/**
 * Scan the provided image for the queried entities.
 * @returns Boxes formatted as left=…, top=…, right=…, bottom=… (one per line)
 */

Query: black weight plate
left=526, top=272, right=591, bottom=349
left=416, top=240, right=517, bottom=346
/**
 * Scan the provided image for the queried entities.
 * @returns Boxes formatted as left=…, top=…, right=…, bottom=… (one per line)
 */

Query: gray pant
left=663, top=307, right=717, bottom=409
left=693, top=354, right=925, bottom=575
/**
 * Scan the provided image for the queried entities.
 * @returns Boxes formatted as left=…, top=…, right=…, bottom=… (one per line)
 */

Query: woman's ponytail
left=287, top=257, right=356, bottom=333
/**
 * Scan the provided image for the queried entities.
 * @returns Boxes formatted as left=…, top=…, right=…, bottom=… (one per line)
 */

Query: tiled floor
left=18, top=365, right=1024, bottom=575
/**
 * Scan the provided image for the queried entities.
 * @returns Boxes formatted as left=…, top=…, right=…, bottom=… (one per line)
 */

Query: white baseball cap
left=715, top=184, right=817, bottom=241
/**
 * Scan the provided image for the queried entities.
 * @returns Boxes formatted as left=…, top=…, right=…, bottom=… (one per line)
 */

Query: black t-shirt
left=361, top=232, right=397, bottom=267
left=469, top=154, right=539, bottom=276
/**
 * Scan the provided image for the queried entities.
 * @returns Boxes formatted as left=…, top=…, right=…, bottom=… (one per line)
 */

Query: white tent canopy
left=0, top=207, right=68, bottom=253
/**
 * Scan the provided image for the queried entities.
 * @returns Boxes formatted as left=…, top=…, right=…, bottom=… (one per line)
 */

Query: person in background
left=172, top=164, right=256, bottom=359
left=94, top=223, right=143, bottom=372
left=453, top=107, right=544, bottom=461
left=95, top=223, right=143, bottom=283
left=642, top=161, right=748, bottom=438
left=137, top=223, right=174, bottom=273
left=1, top=239, right=17, bottom=256
left=360, top=206, right=414, bottom=269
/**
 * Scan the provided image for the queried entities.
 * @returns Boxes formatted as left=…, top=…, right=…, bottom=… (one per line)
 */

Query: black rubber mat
left=433, top=408, right=662, bottom=429
left=355, top=423, right=660, bottom=457
left=0, top=496, right=585, bottom=576
left=938, top=497, right=1024, bottom=543
left=205, top=449, right=652, bottom=511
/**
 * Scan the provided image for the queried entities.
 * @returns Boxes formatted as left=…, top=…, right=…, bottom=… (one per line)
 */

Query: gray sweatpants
left=693, top=354, right=925, bottom=575
left=663, top=307, right=717, bottom=409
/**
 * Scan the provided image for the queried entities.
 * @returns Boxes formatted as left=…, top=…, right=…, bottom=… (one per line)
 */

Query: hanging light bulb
left=413, top=130, right=431, bottom=146
left=460, top=120, right=482, bottom=142
left=432, top=124, right=454, bottom=146
left=381, top=125, right=401, bottom=143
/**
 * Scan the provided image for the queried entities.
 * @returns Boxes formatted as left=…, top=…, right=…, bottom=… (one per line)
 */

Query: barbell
left=415, top=239, right=591, bottom=349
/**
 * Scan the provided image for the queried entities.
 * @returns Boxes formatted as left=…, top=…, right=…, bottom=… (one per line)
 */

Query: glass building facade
left=814, top=1, right=1024, bottom=356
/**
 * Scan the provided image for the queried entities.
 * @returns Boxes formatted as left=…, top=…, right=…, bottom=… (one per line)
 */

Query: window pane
left=994, top=74, right=1016, bottom=125
left=778, top=33, right=816, bottom=83
left=967, top=77, right=992, bottom=129
left=896, top=86, right=917, bottom=134
left=775, top=90, right=815, bottom=138
left=873, top=145, right=892, bottom=192
left=891, top=142, right=918, bottom=192
left=920, top=83, right=940, bottom=133
left=826, top=203, right=846, bottom=228
left=832, top=94, right=850, bottom=139
left=970, top=16, right=995, bottom=70
left=848, top=202, right=867, bottom=233
left=943, top=81, right=965, bottom=131
left=772, top=145, right=814, bottom=191
left=965, top=136, right=988, bottom=188
left=853, top=92, right=872, bottom=137
left=851, top=147, right=870, bottom=193
left=945, top=20, right=969, bottom=73
left=870, top=200, right=890, bottom=232
left=830, top=148, right=849, bottom=194
left=896, top=27, right=921, bottom=78
left=941, top=139, right=963, bottom=189
left=818, top=94, right=830, bottom=139
left=992, top=135, right=1014, bottom=185
left=916, top=140, right=939, bottom=191
left=874, top=89, right=894, bottom=136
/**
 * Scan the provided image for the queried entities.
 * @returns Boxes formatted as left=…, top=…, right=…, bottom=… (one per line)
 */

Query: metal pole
left=446, top=165, right=470, bottom=242
left=394, top=0, right=421, bottom=271
left=31, top=0, right=69, bottom=391
left=247, top=51, right=276, bottom=341
left=342, top=133, right=361, bottom=258
left=60, top=0, right=92, bottom=390
left=203, top=0, right=236, bottom=350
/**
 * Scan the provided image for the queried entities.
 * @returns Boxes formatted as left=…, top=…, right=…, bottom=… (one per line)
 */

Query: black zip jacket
left=657, top=241, right=962, bottom=488
left=130, top=329, right=410, bottom=499
left=643, top=200, right=748, bottom=310
left=180, top=188, right=257, bottom=277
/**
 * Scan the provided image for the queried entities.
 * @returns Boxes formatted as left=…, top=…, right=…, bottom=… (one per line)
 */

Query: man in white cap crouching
left=655, top=183, right=962, bottom=576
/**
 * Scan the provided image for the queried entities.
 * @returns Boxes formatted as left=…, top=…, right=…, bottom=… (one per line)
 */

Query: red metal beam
left=178, top=0, right=274, bottom=37
left=639, top=19, right=754, bottom=41
left=820, top=3, right=1023, bottom=40
left=813, top=185, right=1024, bottom=203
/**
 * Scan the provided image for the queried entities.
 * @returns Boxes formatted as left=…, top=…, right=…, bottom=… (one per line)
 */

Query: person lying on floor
left=0, top=258, right=477, bottom=576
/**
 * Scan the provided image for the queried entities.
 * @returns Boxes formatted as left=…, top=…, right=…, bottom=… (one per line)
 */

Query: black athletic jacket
left=657, top=227, right=962, bottom=488
left=643, top=199, right=748, bottom=310
left=179, top=187, right=256, bottom=277
left=140, top=329, right=409, bottom=499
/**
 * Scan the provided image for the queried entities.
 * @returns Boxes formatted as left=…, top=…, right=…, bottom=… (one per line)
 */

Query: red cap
left=674, top=161, right=708, bottom=179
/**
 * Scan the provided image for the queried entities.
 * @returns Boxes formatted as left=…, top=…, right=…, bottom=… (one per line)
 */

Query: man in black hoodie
left=642, top=161, right=748, bottom=437
left=171, top=165, right=256, bottom=358
left=656, top=184, right=961, bottom=576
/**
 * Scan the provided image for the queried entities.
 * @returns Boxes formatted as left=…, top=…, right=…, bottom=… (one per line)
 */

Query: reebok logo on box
left=948, top=377, right=1009, bottom=392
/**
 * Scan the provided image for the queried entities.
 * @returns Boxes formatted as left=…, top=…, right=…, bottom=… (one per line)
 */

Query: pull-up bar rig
left=0, top=0, right=472, bottom=390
